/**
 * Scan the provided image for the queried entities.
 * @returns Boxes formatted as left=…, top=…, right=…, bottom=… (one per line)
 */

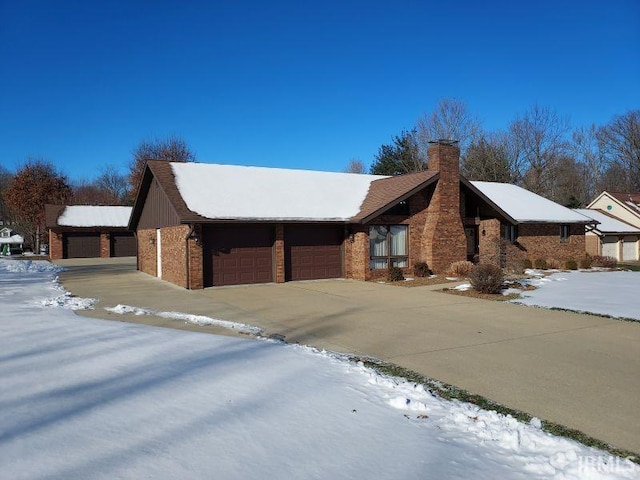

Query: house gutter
left=185, top=224, right=196, bottom=290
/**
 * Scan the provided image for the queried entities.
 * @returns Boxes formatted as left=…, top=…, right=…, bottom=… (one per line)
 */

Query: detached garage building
left=129, top=141, right=589, bottom=290
left=575, top=208, right=640, bottom=261
left=46, top=205, right=135, bottom=259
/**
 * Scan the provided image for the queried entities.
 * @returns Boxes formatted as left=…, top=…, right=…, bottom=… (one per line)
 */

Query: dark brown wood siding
left=110, top=232, right=137, bottom=257
left=285, top=225, right=343, bottom=281
left=203, top=225, right=274, bottom=287
left=63, top=233, right=100, bottom=258
left=138, top=178, right=181, bottom=229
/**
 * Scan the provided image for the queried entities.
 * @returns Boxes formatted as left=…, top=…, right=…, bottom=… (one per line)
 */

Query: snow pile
left=172, top=162, right=385, bottom=221
left=39, top=292, right=97, bottom=310
left=57, top=205, right=132, bottom=227
left=106, top=304, right=263, bottom=335
left=453, top=282, right=471, bottom=291
left=0, top=259, right=63, bottom=274
left=513, top=271, right=640, bottom=320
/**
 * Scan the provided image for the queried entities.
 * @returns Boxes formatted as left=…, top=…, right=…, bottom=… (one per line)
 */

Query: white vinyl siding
left=622, top=236, right=638, bottom=261
left=601, top=237, right=618, bottom=259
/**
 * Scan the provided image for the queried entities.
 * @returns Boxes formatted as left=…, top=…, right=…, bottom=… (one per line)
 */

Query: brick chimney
left=422, top=140, right=467, bottom=272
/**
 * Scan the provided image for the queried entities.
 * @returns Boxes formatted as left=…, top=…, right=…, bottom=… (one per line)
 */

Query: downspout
left=185, top=224, right=196, bottom=290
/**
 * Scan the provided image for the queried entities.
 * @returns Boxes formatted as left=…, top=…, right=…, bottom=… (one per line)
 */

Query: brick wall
left=100, top=233, right=110, bottom=258
left=585, top=234, right=600, bottom=256
left=422, top=142, right=467, bottom=273
left=159, top=225, right=190, bottom=288
left=137, top=228, right=157, bottom=277
left=274, top=224, right=285, bottom=283
left=479, top=219, right=501, bottom=266
left=187, top=225, right=204, bottom=290
left=49, top=230, right=63, bottom=260
left=515, top=223, right=586, bottom=265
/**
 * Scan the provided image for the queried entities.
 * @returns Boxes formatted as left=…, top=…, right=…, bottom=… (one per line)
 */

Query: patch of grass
left=619, top=263, right=640, bottom=272
left=353, top=356, right=639, bottom=463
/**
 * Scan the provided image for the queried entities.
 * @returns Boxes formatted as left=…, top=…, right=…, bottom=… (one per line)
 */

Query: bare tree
left=461, top=133, right=512, bottom=182
left=128, top=135, right=196, bottom=201
left=509, top=105, right=570, bottom=196
left=415, top=98, right=481, bottom=162
left=344, top=158, right=366, bottom=174
left=96, top=165, right=129, bottom=204
left=571, top=124, right=607, bottom=200
left=596, top=110, right=640, bottom=191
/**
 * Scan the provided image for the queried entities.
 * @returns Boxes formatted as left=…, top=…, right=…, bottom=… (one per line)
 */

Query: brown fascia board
left=128, top=161, right=208, bottom=230
left=353, top=171, right=439, bottom=224
left=460, top=178, right=518, bottom=224
left=44, top=204, right=66, bottom=228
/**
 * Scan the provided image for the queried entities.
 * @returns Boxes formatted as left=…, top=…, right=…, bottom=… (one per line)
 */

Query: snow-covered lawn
left=512, top=270, right=640, bottom=321
left=1, top=260, right=638, bottom=479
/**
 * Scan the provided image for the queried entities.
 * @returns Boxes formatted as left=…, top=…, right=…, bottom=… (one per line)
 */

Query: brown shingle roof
left=44, top=204, right=66, bottom=228
left=608, top=191, right=640, bottom=214
left=351, top=170, right=439, bottom=223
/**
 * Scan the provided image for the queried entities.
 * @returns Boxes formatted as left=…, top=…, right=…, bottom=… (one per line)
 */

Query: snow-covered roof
left=0, top=234, right=23, bottom=244
left=171, top=163, right=387, bottom=221
left=574, top=209, right=640, bottom=233
left=470, top=181, right=592, bottom=223
left=58, top=206, right=132, bottom=227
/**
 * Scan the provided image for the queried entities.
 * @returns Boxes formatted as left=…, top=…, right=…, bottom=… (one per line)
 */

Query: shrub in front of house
left=413, top=261, right=431, bottom=277
left=564, top=258, right=578, bottom=270
left=533, top=258, right=547, bottom=270
left=522, top=258, right=533, bottom=270
left=591, top=255, right=617, bottom=268
left=546, top=258, right=562, bottom=269
left=579, top=255, right=592, bottom=269
left=387, top=266, right=405, bottom=282
left=469, top=264, right=504, bottom=294
left=448, top=260, right=475, bottom=277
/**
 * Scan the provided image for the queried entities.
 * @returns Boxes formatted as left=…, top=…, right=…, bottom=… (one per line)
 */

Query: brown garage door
left=111, top=233, right=136, bottom=257
left=63, top=233, right=100, bottom=258
left=203, top=225, right=274, bottom=287
left=285, top=225, right=343, bottom=281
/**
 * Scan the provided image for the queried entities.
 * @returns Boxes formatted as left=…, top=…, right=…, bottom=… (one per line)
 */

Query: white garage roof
left=58, top=206, right=132, bottom=227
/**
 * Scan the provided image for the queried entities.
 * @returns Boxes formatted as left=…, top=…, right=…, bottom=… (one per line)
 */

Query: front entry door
left=465, top=227, right=478, bottom=261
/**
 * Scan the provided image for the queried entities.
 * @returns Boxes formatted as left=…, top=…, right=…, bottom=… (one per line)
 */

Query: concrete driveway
left=56, top=257, right=640, bottom=454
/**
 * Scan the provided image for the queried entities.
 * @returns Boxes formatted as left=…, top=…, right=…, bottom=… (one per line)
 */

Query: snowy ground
left=1, top=260, right=638, bottom=479
left=511, top=270, right=640, bottom=321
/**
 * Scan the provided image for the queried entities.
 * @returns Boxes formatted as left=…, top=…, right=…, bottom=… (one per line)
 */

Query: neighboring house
left=129, top=141, right=592, bottom=290
left=0, top=227, right=24, bottom=255
left=588, top=191, right=640, bottom=228
left=575, top=208, right=640, bottom=261
left=45, top=205, right=135, bottom=259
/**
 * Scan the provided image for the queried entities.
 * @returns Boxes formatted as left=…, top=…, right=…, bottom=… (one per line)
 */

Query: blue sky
left=1, top=0, right=638, bottom=182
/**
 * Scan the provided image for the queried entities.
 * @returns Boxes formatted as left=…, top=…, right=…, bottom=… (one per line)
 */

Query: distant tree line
left=366, top=99, right=639, bottom=208
left=0, top=136, right=195, bottom=250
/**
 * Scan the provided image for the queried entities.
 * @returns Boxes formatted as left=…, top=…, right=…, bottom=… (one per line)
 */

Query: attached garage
left=63, top=233, right=100, bottom=258
left=110, top=233, right=136, bottom=257
left=601, top=237, right=618, bottom=258
left=622, top=236, right=638, bottom=261
left=284, top=225, right=343, bottom=281
left=203, top=225, right=274, bottom=287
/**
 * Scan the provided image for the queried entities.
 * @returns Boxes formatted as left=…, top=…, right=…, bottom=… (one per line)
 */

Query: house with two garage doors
left=127, top=140, right=592, bottom=289
left=46, top=205, right=136, bottom=259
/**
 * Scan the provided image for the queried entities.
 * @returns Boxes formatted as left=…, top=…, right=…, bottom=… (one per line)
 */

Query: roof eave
left=461, top=178, right=518, bottom=225
left=355, top=173, right=439, bottom=224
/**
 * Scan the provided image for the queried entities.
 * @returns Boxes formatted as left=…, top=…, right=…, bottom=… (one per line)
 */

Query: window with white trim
left=369, top=225, right=408, bottom=269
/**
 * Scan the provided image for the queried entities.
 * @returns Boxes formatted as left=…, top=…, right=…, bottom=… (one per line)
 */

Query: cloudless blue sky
left=1, top=0, right=639, bottom=182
